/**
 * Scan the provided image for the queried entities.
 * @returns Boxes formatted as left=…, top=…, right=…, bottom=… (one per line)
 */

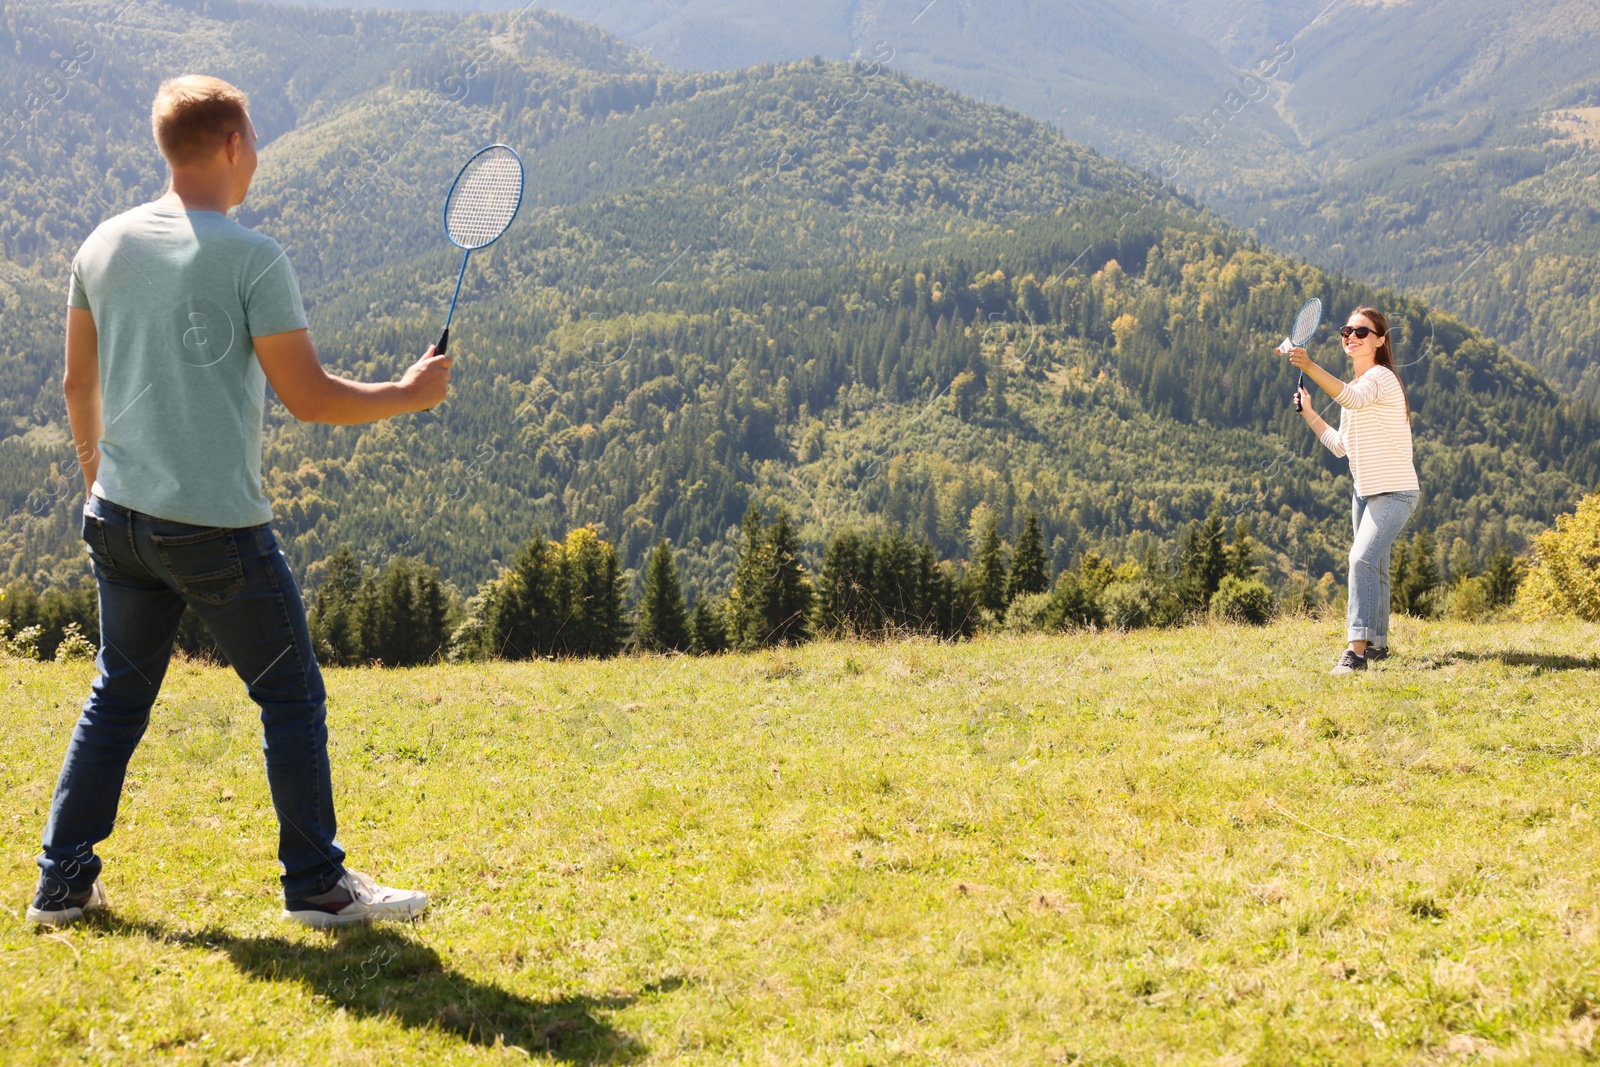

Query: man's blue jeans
left=36, top=494, right=345, bottom=905
left=1348, top=489, right=1420, bottom=646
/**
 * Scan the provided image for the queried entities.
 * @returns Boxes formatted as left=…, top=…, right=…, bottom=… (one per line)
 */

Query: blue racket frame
left=1282, top=297, right=1322, bottom=412
left=437, top=143, right=524, bottom=356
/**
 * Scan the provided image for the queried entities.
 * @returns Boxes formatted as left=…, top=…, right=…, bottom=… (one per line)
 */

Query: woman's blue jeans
left=1348, top=489, right=1420, bottom=645
left=36, top=494, right=345, bottom=906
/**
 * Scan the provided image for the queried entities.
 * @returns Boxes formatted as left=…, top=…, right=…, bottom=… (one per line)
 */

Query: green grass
left=5, top=618, right=1600, bottom=1064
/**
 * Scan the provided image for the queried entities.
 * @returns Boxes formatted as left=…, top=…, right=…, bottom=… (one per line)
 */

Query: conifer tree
left=372, top=557, right=418, bottom=666
left=637, top=539, right=691, bottom=652
left=1224, top=517, right=1258, bottom=580
left=559, top=526, right=628, bottom=657
left=727, top=504, right=772, bottom=650
left=309, top=547, right=366, bottom=666
left=817, top=529, right=871, bottom=636
left=729, top=505, right=815, bottom=649
left=764, top=507, right=815, bottom=646
left=1391, top=541, right=1411, bottom=614
left=1176, top=502, right=1228, bottom=610
left=923, top=543, right=977, bottom=638
left=412, top=564, right=451, bottom=665
left=872, top=528, right=919, bottom=631
left=967, top=507, right=1009, bottom=615
left=1395, top=529, right=1440, bottom=616
left=1007, top=512, right=1049, bottom=598
left=1482, top=543, right=1523, bottom=608
left=689, top=598, right=730, bottom=654
left=485, top=531, right=561, bottom=660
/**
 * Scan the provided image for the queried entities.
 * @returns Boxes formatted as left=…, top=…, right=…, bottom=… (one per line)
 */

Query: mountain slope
left=274, top=2, right=1600, bottom=404
left=0, top=0, right=1595, bottom=608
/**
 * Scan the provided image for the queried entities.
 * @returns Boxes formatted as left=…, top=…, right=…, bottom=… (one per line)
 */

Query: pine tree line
left=308, top=551, right=455, bottom=667
left=4, top=502, right=1532, bottom=666
left=450, top=526, right=630, bottom=661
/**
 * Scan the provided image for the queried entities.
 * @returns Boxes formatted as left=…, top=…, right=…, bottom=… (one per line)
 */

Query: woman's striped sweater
left=1316, top=365, right=1420, bottom=498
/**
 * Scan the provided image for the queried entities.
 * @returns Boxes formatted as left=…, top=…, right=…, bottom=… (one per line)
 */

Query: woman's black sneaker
left=1364, top=645, right=1390, bottom=662
left=1330, top=649, right=1367, bottom=675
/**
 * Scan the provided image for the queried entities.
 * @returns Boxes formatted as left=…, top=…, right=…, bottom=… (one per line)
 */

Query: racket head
left=442, top=144, right=524, bottom=251
left=1289, top=297, right=1323, bottom=348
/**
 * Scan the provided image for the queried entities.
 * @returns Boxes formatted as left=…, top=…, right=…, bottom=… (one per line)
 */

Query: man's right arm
left=253, top=329, right=451, bottom=425
left=63, top=306, right=102, bottom=495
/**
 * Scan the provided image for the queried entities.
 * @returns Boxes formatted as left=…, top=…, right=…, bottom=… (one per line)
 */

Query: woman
left=1289, top=307, right=1419, bottom=675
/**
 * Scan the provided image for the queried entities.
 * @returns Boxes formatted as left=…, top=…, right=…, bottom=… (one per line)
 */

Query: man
left=28, top=75, right=449, bottom=927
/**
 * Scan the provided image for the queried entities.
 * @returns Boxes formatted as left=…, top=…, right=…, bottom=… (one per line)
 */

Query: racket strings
left=1291, top=299, right=1323, bottom=346
left=446, top=151, right=523, bottom=249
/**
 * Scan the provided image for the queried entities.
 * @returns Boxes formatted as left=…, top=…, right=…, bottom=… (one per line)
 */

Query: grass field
left=4, top=618, right=1600, bottom=1065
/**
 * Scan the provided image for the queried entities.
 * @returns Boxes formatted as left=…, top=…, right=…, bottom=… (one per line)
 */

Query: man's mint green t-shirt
left=68, top=201, right=307, bottom=527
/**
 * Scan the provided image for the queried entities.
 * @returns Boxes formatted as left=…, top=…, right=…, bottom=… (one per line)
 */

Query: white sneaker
left=27, top=879, right=108, bottom=926
left=283, top=870, right=427, bottom=928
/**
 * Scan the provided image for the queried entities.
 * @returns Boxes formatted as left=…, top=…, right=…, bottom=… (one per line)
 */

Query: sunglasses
left=1339, top=325, right=1381, bottom=340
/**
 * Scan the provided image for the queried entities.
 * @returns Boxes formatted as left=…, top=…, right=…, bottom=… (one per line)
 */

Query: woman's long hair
left=1353, top=306, right=1410, bottom=419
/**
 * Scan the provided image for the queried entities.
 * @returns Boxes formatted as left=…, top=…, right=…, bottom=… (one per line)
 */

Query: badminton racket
left=1278, top=297, right=1322, bottom=412
left=435, top=144, right=524, bottom=356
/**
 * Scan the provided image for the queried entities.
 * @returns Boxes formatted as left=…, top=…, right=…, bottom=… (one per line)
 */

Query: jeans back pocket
left=151, top=526, right=247, bottom=605
left=81, top=502, right=118, bottom=576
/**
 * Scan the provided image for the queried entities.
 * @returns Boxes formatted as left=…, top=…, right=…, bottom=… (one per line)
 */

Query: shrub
left=1, top=621, right=41, bottom=660
left=1041, top=570, right=1103, bottom=630
left=1210, top=575, right=1274, bottom=625
left=1100, top=578, right=1165, bottom=630
left=1516, top=492, right=1600, bottom=621
left=1447, top=576, right=1492, bottom=622
left=53, top=622, right=96, bottom=663
left=1, top=581, right=99, bottom=660
left=1003, top=592, right=1054, bottom=633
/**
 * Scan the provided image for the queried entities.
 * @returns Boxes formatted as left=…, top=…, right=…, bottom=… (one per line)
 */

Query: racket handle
left=421, top=328, right=450, bottom=413
left=1293, top=371, right=1305, bottom=412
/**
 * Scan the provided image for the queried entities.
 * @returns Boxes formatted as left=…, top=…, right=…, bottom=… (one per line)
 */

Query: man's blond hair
left=151, top=75, right=250, bottom=166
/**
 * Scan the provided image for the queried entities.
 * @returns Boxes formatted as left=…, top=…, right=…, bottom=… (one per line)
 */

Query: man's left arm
left=64, top=306, right=102, bottom=495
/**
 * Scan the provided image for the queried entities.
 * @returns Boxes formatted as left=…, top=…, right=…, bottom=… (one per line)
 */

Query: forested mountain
left=1, top=0, right=1596, bottom=614
left=306, top=0, right=1598, bottom=405
left=1178, top=0, right=1600, bottom=404
left=1234, top=111, right=1600, bottom=403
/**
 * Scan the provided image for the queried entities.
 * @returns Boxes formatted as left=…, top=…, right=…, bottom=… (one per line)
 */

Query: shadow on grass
left=1413, top=650, right=1600, bottom=672
left=95, top=916, right=659, bottom=1061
